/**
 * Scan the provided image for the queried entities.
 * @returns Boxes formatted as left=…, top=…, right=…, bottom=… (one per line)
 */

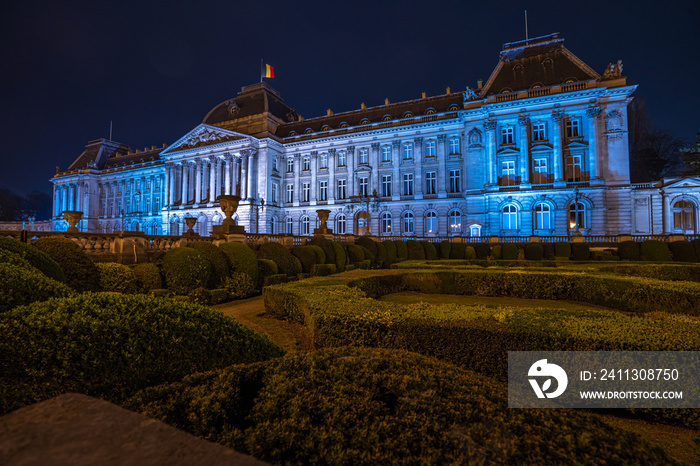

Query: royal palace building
left=51, top=33, right=700, bottom=237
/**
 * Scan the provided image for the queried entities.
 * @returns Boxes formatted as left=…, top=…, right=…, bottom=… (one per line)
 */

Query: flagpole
left=260, top=59, right=263, bottom=82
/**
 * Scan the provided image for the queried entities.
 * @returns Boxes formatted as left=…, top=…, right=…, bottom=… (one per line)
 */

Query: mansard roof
left=57, top=139, right=164, bottom=177
left=480, top=33, right=602, bottom=97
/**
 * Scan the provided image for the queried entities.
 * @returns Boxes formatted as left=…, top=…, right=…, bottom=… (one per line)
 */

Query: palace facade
left=51, top=33, right=700, bottom=237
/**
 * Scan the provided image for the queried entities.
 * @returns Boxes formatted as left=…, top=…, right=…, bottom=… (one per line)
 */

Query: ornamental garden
left=2, top=234, right=700, bottom=464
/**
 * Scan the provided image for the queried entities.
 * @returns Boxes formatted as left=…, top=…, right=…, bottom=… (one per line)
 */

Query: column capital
left=518, top=115, right=530, bottom=126
left=371, top=142, right=380, bottom=150
left=413, top=137, right=423, bottom=146
left=484, top=120, right=497, bottom=131
left=392, top=140, right=401, bottom=148
left=347, top=145, right=355, bottom=153
left=551, top=111, right=565, bottom=123
left=586, top=106, right=603, bottom=119
left=310, top=150, right=318, bottom=158
left=437, top=134, right=447, bottom=142
left=328, top=148, right=336, bottom=155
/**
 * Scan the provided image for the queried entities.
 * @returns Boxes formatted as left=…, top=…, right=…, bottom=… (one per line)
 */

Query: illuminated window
left=501, top=160, right=516, bottom=185
left=302, top=182, right=310, bottom=202
left=566, top=155, right=582, bottom=182
left=382, top=146, right=391, bottom=162
left=673, top=200, right=695, bottom=233
left=286, top=217, right=293, bottom=234
left=270, top=217, right=277, bottom=234
left=359, top=148, right=369, bottom=164
left=319, top=153, right=328, bottom=169
left=301, top=216, right=310, bottom=235
left=568, top=202, right=586, bottom=229
left=425, top=211, right=437, bottom=234
left=359, top=176, right=368, bottom=196
left=337, top=151, right=346, bottom=167
left=532, top=122, right=546, bottom=141
left=449, top=169, right=461, bottom=192
left=449, top=210, right=461, bottom=233
left=271, top=183, right=278, bottom=203
left=337, top=179, right=346, bottom=199
left=425, top=140, right=436, bottom=157
left=381, top=212, right=392, bottom=234
left=337, top=213, right=346, bottom=234
left=403, top=143, right=413, bottom=159
left=403, top=173, right=414, bottom=195
left=566, top=118, right=581, bottom=138
left=382, top=175, right=392, bottom=197
left=303, top=157, right=310, bottom=171
left=425, top=171, right=436, bottom=194
left=535, top=203, right=551, bottom=230
left=502, top=204, right=518, bottom=230
left=403, top=212, right=414, bottom=233
left=286, top=184, right=294, bottom=203
left=533, top=158, right=548, bottom=184
left=449, top=137, right=460, bottom=154
left=319, top=180, right=328, bottom=201
left=501, top=127, right=514, bottom=145
left=287, top=158, right=294, bottom=173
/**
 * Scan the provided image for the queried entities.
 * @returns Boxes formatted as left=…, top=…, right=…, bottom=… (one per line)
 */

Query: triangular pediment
left=161, top=124, right=249, bottom=155
left=663, top=177, right=700, bottom=189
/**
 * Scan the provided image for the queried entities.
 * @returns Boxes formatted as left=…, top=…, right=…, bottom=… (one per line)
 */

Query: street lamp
left=350, top=188, right=379, bottom=235
left=253, top=197, right=265, bottom=234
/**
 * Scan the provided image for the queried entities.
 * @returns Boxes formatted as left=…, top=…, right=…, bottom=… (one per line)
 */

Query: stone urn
left=213, top=195, right=245, bottom=235
left=184, top=217, right=198, bottom=236
left=313, top=209, right=332, bottom=235
left=62, top=210, right=83, bottom=233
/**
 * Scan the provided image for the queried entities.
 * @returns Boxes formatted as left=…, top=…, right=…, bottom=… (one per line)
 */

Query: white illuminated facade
left=51, top=34, right=699, bottom=236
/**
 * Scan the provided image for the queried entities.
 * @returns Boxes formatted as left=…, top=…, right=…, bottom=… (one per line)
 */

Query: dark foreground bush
left=419, top=241, right=437, bottom=260
left=307, top=237, right=336, bottom=265
left=224, top=272, right=255, bottom=299
left=0, top=293, right=284, bottom=414
left=406, top=240, right=425, bottom=260
left=257, top=242, right=301, bottom=277
left=32, top=237, right=99, bottom=291
left=133, top=263, right=163, bottom=291
left=0, top=237, right=65, bottom=282
left=162, top=247, right=212, bottom=294
left=524, top=243, right=543, bottom=261
left=669, top=241, right=698, bottom=262
left=220, top=242, right=258, bottom=285
left=187, top=241, right=230, bottom=287
left=473, top=243, right=490, bottom=260
left=554, top=242, right=571, bottom=258
left=394, top=240, right=408, bottom=261
left=571, top=243, right=590, bottom=261
left=0, top=263, right=74, bottom=313
left=257, top=259, right=278, bottom=289
left=291, top=246, right=321, bottom=273
left=617, top=241, right=640, bottom=261
left=356, top=236, right=378, bottom=258
left=128, top=347, right=672, bottom=465
left=331, top=241, right=347, bottom=272
left=376, top=242, right=387, bottom=268
left=641, top=240, right=670, bottom=262
left=346, top=244, right=364, bottom=263
left=501, top=243, right=519, bottom=260
left=439, top=240, right=451, bottom=259
left=96, top=262, right=138, bottom=293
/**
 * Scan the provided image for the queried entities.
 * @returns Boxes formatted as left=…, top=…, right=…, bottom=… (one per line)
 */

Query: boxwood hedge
left=0, top=263, right=74, bottom=313
left=257, top=242, right=302, bottom=277
left=394, top=240, right=408, bottom=261
left=307, top=237, right=336, bottom=265
left=96, top=262, right=138, bottom=293
left=32, top=237, right=99, bottom=291
left=0, top=237, right=65, bottom=283
left=220, top=242, right=259, bottom=285
left=331, top=241, right=347, bottom=272
left=187, top=241, right=230, bottom=287
left=133, top=262, right=163, bottom=291
left=162, top=247, right=212, bottom=294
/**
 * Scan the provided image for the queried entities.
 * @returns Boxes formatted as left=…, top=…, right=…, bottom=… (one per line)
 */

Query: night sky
left=2, top=0, right=698, bottom=204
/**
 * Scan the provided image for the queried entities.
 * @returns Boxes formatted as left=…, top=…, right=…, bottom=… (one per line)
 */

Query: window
left=403, top=173, right=414, bottom=195
left=673, top=200, right=695, bottom=233
left=319, top=153, right=328, bottom=169
left=145, top=199, right=150, bottom=213
left=287, top=158, right=294, bottom=173
left=566, top=154, right=582, bottom=182
left=155, top=197, right=160, bottom=211
left=302, top=182, right=310, bottom=202
left=382, top=146, right=391, bottom=162
left=501, top=160, right=516, bottom=185
left=403, top=212, right=414, bottom=233
left=303, top=157, right=310, bottom=171
left=359, top=176, right=368, bottom=196
left=271, top=183, right=278, bottom=203
left=501, top=127, right=514, bottom=145
left=425, top=171, right=436, bottom=194
left=566, top=118, right=581, bottom=138
left=337, top=151, right=346, bottom=167
left=381, top=212, right=392, bottom=234
left=301, top=216, right=310, bottom=235
left=449, top=210, right=461, bottom=233
left=270, top=217, right=276, bottom=234
left=502, top=204, right=518, bottom=230
left=532, top=122, right=546, bottom=141
left=449, top=137, right=460, bottom=154
left=568, top=202, right=586, bottom=229
left=286, top=184, right=294, bottom=203
left=382, top=175, right=392, bottom=197
left=425, top=140, right=436, bottom=157
left=337, top=179, right=346, bottom=199
left=534, top=203, right=551, bottom=230
left=319, top=180, right=328, bottom=201
left=425, top=211, right=437, bottom=234
left=533, top=158, right=548, bottom=184
left=403, top=143, right=413, bottom=159
left=449, top=169, right=461, bottom=192
left=359, top=148, right=369, bottom=164
left=286, top=217, right=293, bottom=234
left=337, top=213, right=346, bottom=234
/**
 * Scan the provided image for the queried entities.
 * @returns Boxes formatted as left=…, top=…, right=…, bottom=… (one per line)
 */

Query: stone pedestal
left=213, top=195, right=246, bottom=235
left=62, top=211, right=83, bottom=233
left=182, top=217, right=200, bottom=237
left=313, top=209, right=333, bottom=236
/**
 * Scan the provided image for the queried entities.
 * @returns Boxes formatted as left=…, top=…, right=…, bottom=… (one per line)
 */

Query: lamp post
left=350, top=188, right=379, bottom=235
left=253, top=197, right=265, bottom=234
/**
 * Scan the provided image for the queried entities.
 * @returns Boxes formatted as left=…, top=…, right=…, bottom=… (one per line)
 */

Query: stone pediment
left=663, top=177, right=700, bottom=189
left=162, top=124, right=248, bottom=154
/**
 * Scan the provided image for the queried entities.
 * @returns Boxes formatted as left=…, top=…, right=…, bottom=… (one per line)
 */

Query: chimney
left=421, top=91, right=426, bottom=99
left=361, top=102, right=367, bottom=110
left=162, top=143, right=167, bottom=148
left=151, top=145, right=157, bottom=150
left=327, top=108, right=333, bottom=116
left=477, top=80, right=483, bottom=90
left=384, top=98, right=390, bottom=105
left=446, top=86, right=451, bottom=94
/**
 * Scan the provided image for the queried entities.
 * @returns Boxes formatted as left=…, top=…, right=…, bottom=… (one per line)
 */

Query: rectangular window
left=303, top=157, right=310, bottom=171
left=425, top=140, right=436, bottom=157
left=287, top=158, right=294, bottom=173
left=532, top=122, right=546, bottom=141
left=359, top=148, right=369, bottom=164
left=286, top=184, right=294, bottom=203
left=271, top=183, right=278, bottom=203
left=337, top=151, right=346, bottom=167
left=425, top=171, right=436, bottom=194
left=566, top=155, right=582, bottom=182
left=155, top=197, right=160, bottom=211
left=382, top=146, right=391, bottom=162
left=359, top=176, right=368, bottom=196
left=502, top=160, right=516, bottom=185
left=381, top=175, right=392, bottom=197
left=533, top=158, right=548, bottom=184
left=145, top=199, right=150, bottom=213
left=403, top=143, right=413, bottom=159
left=337, top=179, right=346, bottom=199
left=449, top=137, right=460, bottom=154
left=302, top=182, right=310, bottom=202
left=319, top=180, right=328, bottom=201
left=320, top=153, right=328, bottom=169
left=449, top=169, right=461, bottom=192
left=403, top=173, right=414, bottom=195
left=501, top=127, right=514, bottom=145
left=566, top=119, right=581, bottom=138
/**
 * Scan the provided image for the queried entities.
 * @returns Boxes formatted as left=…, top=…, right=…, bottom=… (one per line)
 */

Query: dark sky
left=2, top=0, right=698, bottom=199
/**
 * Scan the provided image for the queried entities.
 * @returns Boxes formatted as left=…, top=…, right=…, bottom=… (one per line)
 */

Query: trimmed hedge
left=419, top=240, right=437, bottom=260
left=307, top=237, right=335, bottom=265
left=571, top=243, right=590, bottom=261
left=669, top=241, right=698, bottom=262
left=224, top=272, right=255, bottom=299
left=0, top=237, right=65, bottom=283
left=376, top=242, right=387, bottom=268
left=0, top=263, right=74, bottom=313
left=292, top=246, right=322, bottom=273
left=133, top=263, right=163, bottom=291
left=473, top=243, right=490, bottom=260
left=439, top=240, right=451, bottom=260
left=311, top=263, right=337, bottom=277
left=0, top=249, right=33, bottom=269
left=331, top=241, right=347, bottom=273
left=359, top=246, right=375, bottom=267
left=220, top=242, right=259, bottom=285
left=187, top=241, right=230, bottom=287
left=542, top=243, right=555, bottom=260
left=257, top=259, right=278, bottom=289
left=356, top=236, right=378, bottom=258
left=554, top=242, right=571, bottom=258
left=524, top=243, right=543, bottom=261
left=347, top=244, right=365, bottom=263
left=501, top=243, right=518, bottom=260
left=394, top=240, right=408, bottom=261
left=0, top=293, right=284, bottom=414
left=491, top=244, right=502, bottom=259
left=264, top=274, right=287, bottom=286
left=128, top=347, right=671, bottom=465
left=97, top=262, right=138, bottom=293
left=32, top=237, right=99, bottom=291
left=449, top=243, right=466, bottom=259
left=406, top=240, right=425, bottom=260
left=640, top=240, right=670, bottom=262
left=464, top=246, right=476, bottom=260
left=257, top=242, right=301, bottom=277
left=617, top=241, right=640, bottom=261
left=162, top=247, right=212, bottom=294
left=382, top=240, right=397, bottom=267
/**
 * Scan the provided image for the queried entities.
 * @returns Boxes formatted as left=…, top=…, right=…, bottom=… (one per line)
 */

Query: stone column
left=518, top=116, right=530, bottom=186
left=182, top=162, right=190, bottom=205
left=194, top=158, right=202, bottom=203
left=240, top=152, right=248, bottom=200
left=484, top=120, right=498, bottom=186
left=247, top=150, right=256, bottom=200
left=392, top=141, right=401, bottom=200
left=310, top=151, right=318, bottom=205
left=347, top=146, right=355, bottom=197
left=224, top=155, right=232, bottom=195
left=551, top=111, right=564, bottom=183
left=293, top=154, right=300, bottom=206
left=370, top=142, right=380, bottom=194
left=168, top=164, right=176, bottom=207
left=208, top=156, right=217, bottom=203
left=216, top=157, right=224, bottom=198
left=437, top=134, right=447, bottom=197
left=586, top=106, right=602, bottom=181
left=328, top=149, right=336, bottom=202
left=234, top=156, right=242, bottom=197
left=414, top=137, right=423, bottom=198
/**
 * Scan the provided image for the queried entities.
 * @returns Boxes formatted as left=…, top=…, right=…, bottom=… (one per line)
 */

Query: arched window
left=337, top=213, right=347, bottom=234
left=285, top=217, right=293, bottom=234
left=534, top=203, right=551, bottom=230
left=301, top=216, right=310, bottom=235
left=673, top=200, right=695, bottom=233
left=270, top=217, right=277, bottom=234
left=502, top=204, right=518, bottom=230
left=568, top=202, right=586, bottom=230
left=449, top=210, right=461, bottom=233
left=425, top=211, right=437, bottom=234
left=170, top=218, right=179, bottom=236
left=381, top=212, right=392, bottom=234
left=403, top=212, right=414, bottom=234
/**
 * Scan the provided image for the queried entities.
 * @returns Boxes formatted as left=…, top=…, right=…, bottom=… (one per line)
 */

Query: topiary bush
left=640, top=240, right=670, bottom=262
left=542, top=243, right=555, bottom=260
left=406, top=240, right=425, bottom=260
left=382, top=241, right=397, bottom=267
left=257, top=242, right=301, bottom=277
left=133, top=263, right=163, bottom=291
left=693, top=239, right=700, bottom=262
left=347, top=244, right=364, bottom=263
left=394, top=240, right=408, bottom=261
left=359, top=246, right=376, bottom=267
left=224, top=272, right=255, bottom=299
left=292, top=246, right=320, bottom=273
left=0, top=237, right=65, bottom=283
left=464, top=246, right=476, bottom=260
left=473, top=243, right=490, bottom=260
left=491, top=244, right=502, bottom=259
left=1, top=293, right=285, bottom=414
left=617, top=241, right=640, bottom=261
left=669, top=241, right=698, bottom=262
left=0, top=263, right=74, bottom=313
left=32, top=237, right=99, bottom=291
left=501, top=243, right=519, bottom=260
left=187, top=241, right=230, bottom=287
left=0, top=249, right=33, bottom=269
left=307, top=237, right=335, bottom=265
left=356, top=236, right=378, bottom=258
left=571, top=243, right=590, bottom=261
left=376, top=242, right=387, bottom=268
left=311, top=264, right=337, bottom=277
left=257, top=259, right=278, bottom=289
left=524, top=243, right=544, bottom=261
left=220, top=242, right=259, bottom=285
left=440, top=240, right=451, bottom=260
left=554, top=242, right=571, bottom=258
left=162, top=247, right=212, bottom=294
left=307, top=245, right=326, bottom=265
left=419, top=241, right=437, bottom=260
left=96, top=262, right=138, bottom=293
left=331, top=242, right=347, bottom=273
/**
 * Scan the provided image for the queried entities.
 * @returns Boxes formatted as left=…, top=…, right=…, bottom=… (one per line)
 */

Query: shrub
left=376, top=242, right=387, bottom=268
left=440, top=241, right=451, bottom=260
left=307, top=237, right=335, bottom=265
left=0, top=293, right=285, bottom=414
left=669, top=241, right=698, bottom=262
left=0, top=237, right=65, bottom=283
left=264, top=274, right=287, bottom=286
left=32, top=237, right=99, bottom=291
left=542, top=243, right=555, bottom=260
left=257, top=242, right=301, bottom=277
left=464, top=246, right=476, bottom=260
left=133, top=263, right=163, bottom=291
left=0, top=249, right=33, bottom=269
left=96, top=262, right=138, bottom=293
left=473, top=243, right=490, bottom=260
left=308, top=245, right=326, bottom=265
left=693, top=239, right=700, bottom=261
left=617, top=241, right=640, bottom=261
left=640, top=240, right=670, bottom=262
left=257, top=259, right=278, bottom=289
left=220, top=242, right=259, bottom=285
left=491, top=244, right=502, bottom=259
left=187, top=241, right=230, bottom=287
left=501, top=243, right=518, bottom=260
left=188, top=287, right=210, bottom=305
left=449, top=243, right=466, bottom=260
left=347, top=244, right=365, bottom=263
left=162, top=247, right=212, bottom=294
left=406, top=240, right=425, bottom=260
left=311, top=264, right=337, bottom=277
left=344, top=264, right=356, bottom=271
left=554, top=242, right=571, bottom=258
left=224, top=272, right=255, bottom=299
left=359, top=246, right=376, bottom=267
left=0, top=263, right=74, bottom=313
left=419, top=241, right=437, bottom=260
left=331, top=242, right=347, bottom=273
left=356, top=236, right=378, bottom=258
left=524, top=243, right=544, bottom=261
left=356, top=260, right=371, bottom=269
left=207, top=289, right=229, bottom=304
left=382, top=241, right=397, bottom=267
left=571, top=243, right=590, bottom=261
left=292, top=246, right=322, bottom=273
left=128, top=347, right=670, bottom=465
left=394, top=240, right=408, bottom=261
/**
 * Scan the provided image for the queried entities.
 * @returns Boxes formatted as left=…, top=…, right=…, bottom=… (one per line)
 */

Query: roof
left=58, top=139, right=164, bottom=177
